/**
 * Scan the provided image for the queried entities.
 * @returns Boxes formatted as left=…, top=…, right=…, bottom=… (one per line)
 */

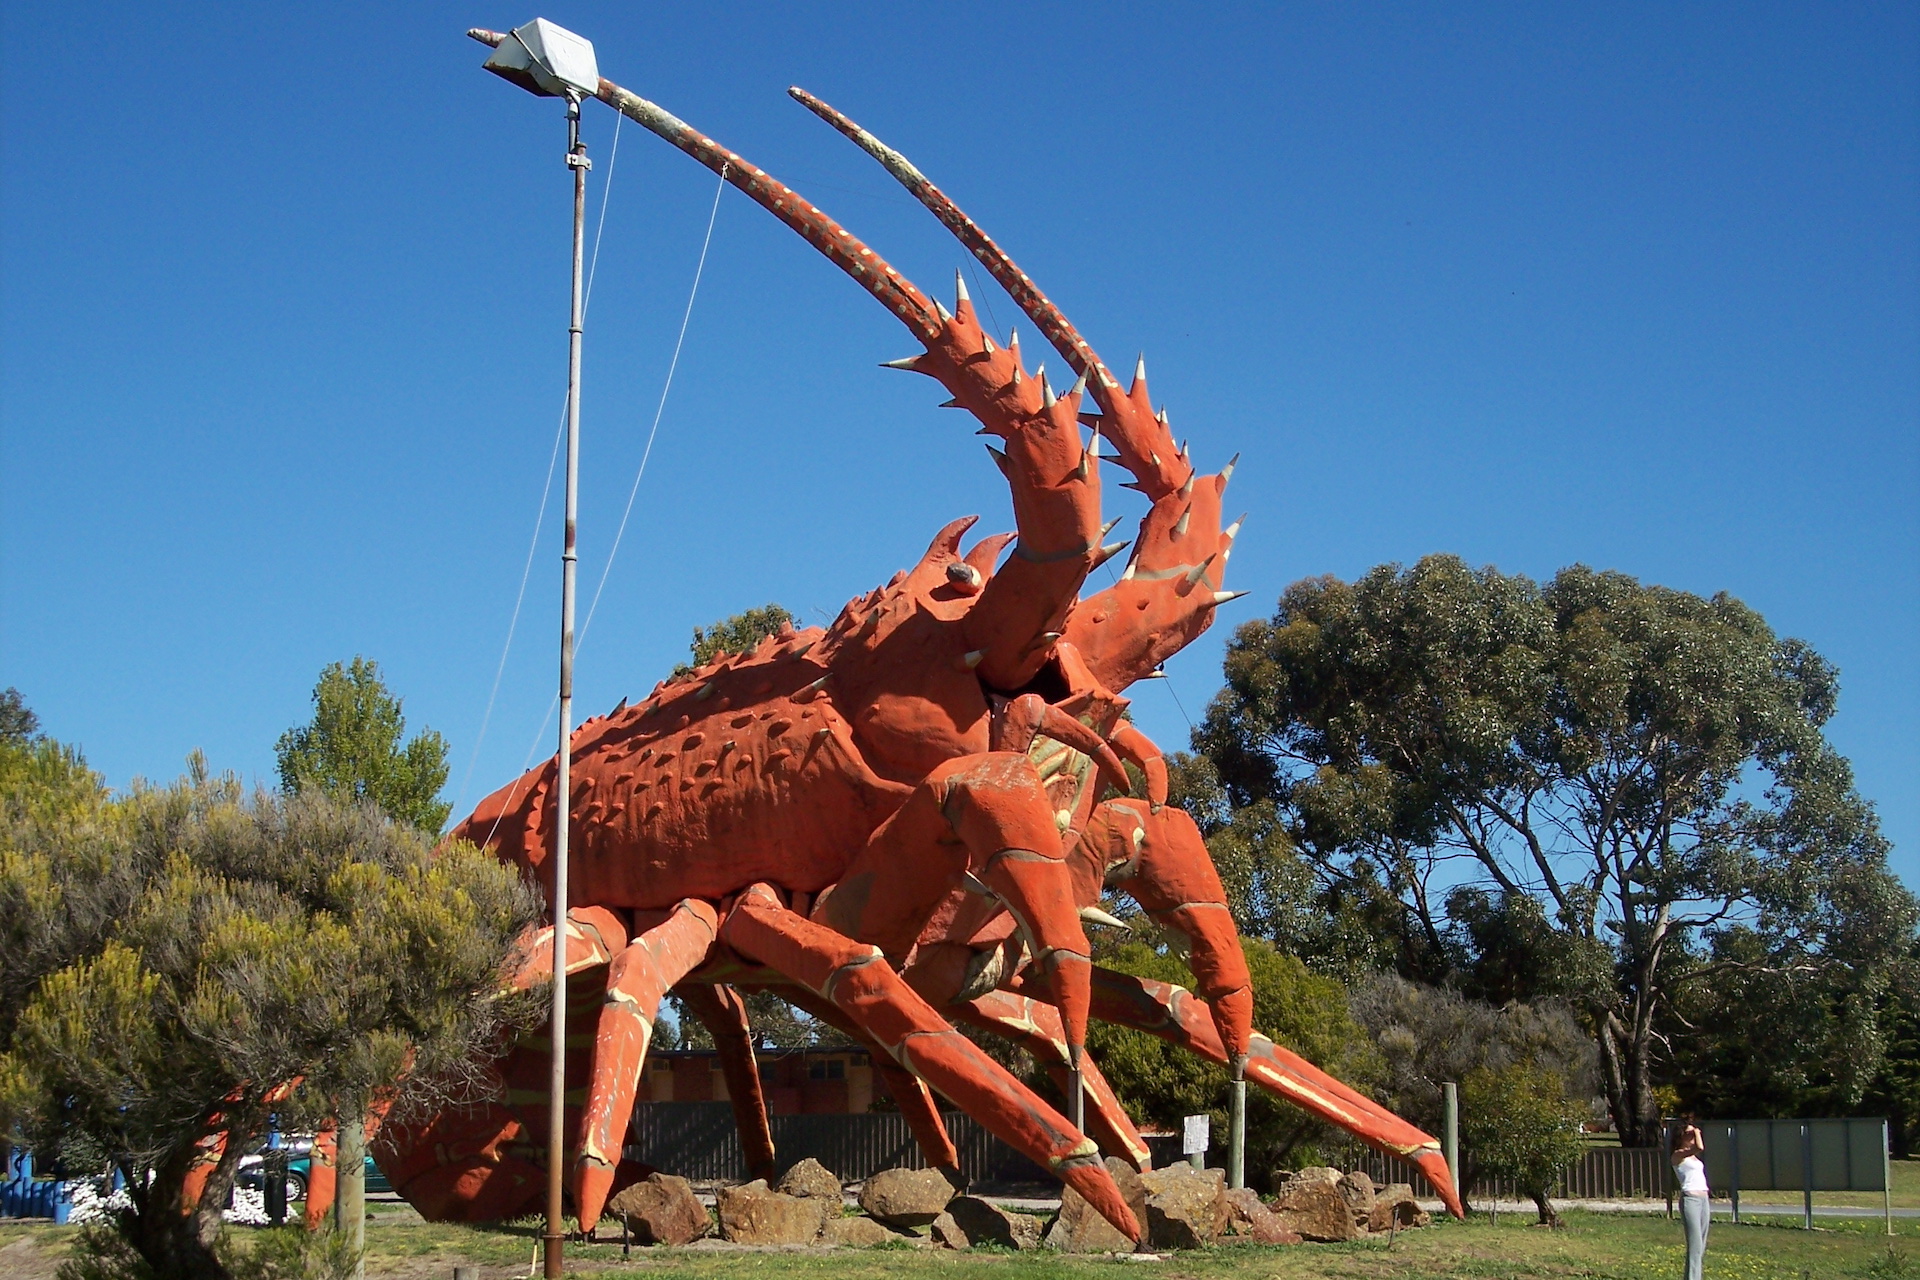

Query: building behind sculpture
left=641, top=1048, right=875, bottom=1114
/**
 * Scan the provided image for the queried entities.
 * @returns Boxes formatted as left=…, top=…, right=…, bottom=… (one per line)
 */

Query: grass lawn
left=7, top=1207, right=1916, bottom=1279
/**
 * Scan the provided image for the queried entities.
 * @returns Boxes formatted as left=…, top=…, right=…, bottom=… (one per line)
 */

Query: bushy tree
left=1672, top=926, right=1920, bottom=1146
left=675, top=603, right=795, bottom=676
left=0, top=687, right=40, bottom=744
left=276, top=659, right=450, bottom=833
left=1087, top=937, right=1381, bottom=1182
left=1351, top=975, right=1597, bottom=1222
left=1460, top=1060, right=1589, bottom=1225
left=1197, top=556, right=1916, bottom=1145
left=1348, top=973, right=1598, bottom=1142
left=0, top=745, right=540, bottom=1280
left=1860, top=939, right=1920, bottom=1157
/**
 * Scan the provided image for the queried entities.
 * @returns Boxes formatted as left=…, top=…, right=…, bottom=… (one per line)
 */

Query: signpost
left=1699, top=1117, right=1893, bottom=1236
left=1182, top=1113, right=1211, bottom=1171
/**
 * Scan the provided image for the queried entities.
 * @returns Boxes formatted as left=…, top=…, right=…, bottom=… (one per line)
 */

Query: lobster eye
left=945, top=561, right=985, bottom=594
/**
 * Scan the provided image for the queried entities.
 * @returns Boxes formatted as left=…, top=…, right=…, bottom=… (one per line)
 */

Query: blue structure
left=1, top=1149, right=73, bottom=1222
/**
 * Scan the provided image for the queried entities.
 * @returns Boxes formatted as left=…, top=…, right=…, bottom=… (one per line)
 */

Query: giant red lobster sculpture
left=364, top=48, right=1465, bottom=1241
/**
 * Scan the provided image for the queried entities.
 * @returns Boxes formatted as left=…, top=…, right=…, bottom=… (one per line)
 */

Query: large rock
left=858, top=1167, right=955, bottom=1228
left=1368, top=1183, right=1431, bottom=1232
left=1337, top=1170, right=1376, bottom=1223
left=1224, top=1188, right=1302, bottom=1245
left=930, top=1210, right=966, bottom=1249
left=716, top=1180, right=829, bottom=1245
left=824, top=1215, right=899, bottom=1247
left=777, top=1158, right=844, bottom=1202
left=604, top=1173, right=711, bottom=1246
left=934, top=1196, right=1043, bottom=1250
left=1277, top=1166, right=1342, bottom=1192
left=1043, top=1157, right=1147, bottom=1253
left=1138, top=1165, right=1230, bottom=1250
left=1271, top=1179, right=1362, bottom=1243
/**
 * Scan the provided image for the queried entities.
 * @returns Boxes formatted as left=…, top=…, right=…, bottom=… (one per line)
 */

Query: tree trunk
left=1598, top=1011, right=1663, bottom=1147
left=128, top=1144, right=234, bottom=1280
left=335, top=1112, right=368, bottom=1280
left=1531, top=1189, right=1559, bottom=1226
left=1623, top=1022, right=1661, bottom=1146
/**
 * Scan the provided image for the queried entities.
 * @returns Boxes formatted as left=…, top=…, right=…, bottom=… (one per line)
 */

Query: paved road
left=1445, top=1198, right=1918, bottom=1220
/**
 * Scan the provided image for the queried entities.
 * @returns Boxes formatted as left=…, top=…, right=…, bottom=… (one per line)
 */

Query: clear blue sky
left=3, top=3, right=1915, bottom=888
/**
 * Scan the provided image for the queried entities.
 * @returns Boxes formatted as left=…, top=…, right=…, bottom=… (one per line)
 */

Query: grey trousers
left=1680, top=1193, right=1710, bottom=1280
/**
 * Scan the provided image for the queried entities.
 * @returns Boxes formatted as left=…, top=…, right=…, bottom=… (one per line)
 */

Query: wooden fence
left=626, top=1102, right=1047, bottom=1186
left=1341, top=1144, right=1672, bottom=1202
left=628, top=1103, right=1672, bottom=1202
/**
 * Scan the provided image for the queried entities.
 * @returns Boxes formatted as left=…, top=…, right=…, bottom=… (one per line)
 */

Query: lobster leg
left=179, top=1127, right=227, bottom=1217
left=720, top=883, right=1138, bottom=1241
left=373, top=909, right=627, bottom=1225
left=956, top=990, right=1152, bottom=1172
left=676, top=983, right=778, bottom=1186
left=303, top=1123, right=337, bottom=1231
left=814, top=752, right=1095, bottom=1063
left=574, top=900, right=719, bottom=1231
left=1089, top=965, right=1466, bottom=1218
left=779, top=984, right=962, bottom=1180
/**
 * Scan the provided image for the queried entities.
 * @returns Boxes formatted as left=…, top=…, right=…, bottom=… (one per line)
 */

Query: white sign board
left=1181, top=1113, right=1211, bottom=1155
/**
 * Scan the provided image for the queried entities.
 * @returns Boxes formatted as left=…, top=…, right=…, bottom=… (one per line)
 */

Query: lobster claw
left=1109, top=723, right=1168, bottom=809
left=1105, top=800, right=1253, bottom=1065
left=994, top=693, right=1133, bottom=799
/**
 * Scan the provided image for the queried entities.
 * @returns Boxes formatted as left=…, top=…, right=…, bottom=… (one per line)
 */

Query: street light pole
left=543, top=93, right=589, bottom=1280
left=468, top=21, right=603, bottom=1277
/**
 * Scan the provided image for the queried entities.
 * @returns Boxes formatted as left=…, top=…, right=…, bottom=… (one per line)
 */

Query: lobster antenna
left=594, top=82, right=943, bottom=341
left=788, top=87, right=1187, bottom=499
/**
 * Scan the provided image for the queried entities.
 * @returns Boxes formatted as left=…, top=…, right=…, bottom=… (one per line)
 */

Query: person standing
left=1671, top=1120, right=1710, bottom=1280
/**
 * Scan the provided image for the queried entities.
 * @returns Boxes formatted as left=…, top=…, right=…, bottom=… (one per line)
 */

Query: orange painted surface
left=375, top=72, right=1461, bottom=1244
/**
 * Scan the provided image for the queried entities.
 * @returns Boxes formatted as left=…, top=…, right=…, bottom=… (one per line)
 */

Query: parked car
left=237, top=1152, right=390, bottom=1202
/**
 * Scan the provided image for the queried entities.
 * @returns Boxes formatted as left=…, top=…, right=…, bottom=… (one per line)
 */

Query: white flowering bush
left=64, top=1176, right=269, bottom=1228
left=222, top=1185, right=269, bottom=1226
left=64, top=1180, right=132, bottom=1226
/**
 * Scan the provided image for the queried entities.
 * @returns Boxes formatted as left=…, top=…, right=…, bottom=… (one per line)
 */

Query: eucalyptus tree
left=1197, top=555, right=1914, bottom=1145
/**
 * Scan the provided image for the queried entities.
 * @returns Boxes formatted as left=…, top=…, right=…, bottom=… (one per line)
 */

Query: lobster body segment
left=457, top=632, right=911, bottom=909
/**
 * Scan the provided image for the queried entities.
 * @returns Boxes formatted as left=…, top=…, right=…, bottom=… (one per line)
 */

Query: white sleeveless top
left=1675, top=1154, right=1708, bottom=1195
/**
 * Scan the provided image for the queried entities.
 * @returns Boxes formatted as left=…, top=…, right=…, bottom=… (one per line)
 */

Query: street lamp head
left=478, top=18, right=599, bottom=101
